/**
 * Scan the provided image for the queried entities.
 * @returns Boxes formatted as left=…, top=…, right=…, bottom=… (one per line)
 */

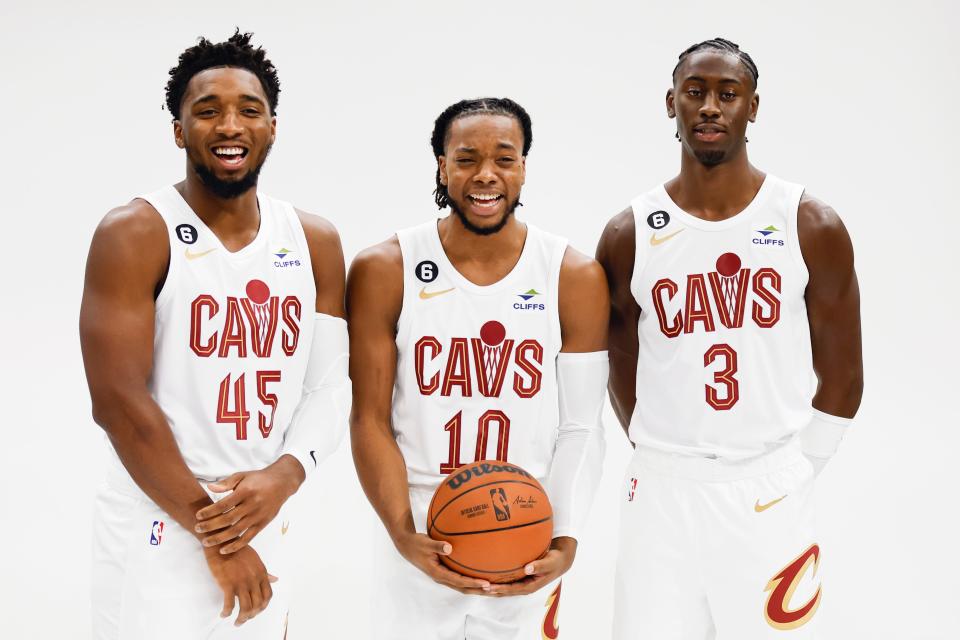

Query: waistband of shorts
left=631, top=437, right=804, bottom=482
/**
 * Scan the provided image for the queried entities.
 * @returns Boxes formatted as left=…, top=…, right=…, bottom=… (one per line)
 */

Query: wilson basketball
left=427, top=460, right=553, bottom=583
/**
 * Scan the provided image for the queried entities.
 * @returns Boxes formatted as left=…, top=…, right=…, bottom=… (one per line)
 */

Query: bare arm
left=596, top=208, right=640, bottom=434
left=347, top=239, right=489, bottom=594
left=80, top=202, right=215, bottom=532
left=798, top=195, right=864, bottom=417
left=81, top=201, right=273, bottom=624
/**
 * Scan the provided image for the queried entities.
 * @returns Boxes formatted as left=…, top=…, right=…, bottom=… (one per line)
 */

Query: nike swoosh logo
left=754, top=495, right=787, bottom=512
left=649, top=229, right=684, bottom=246
left=419, top=286, right=455, bottom=300
left=281, top=520, right=289, bottom=535
left=184, top=247, right=217, bottom=260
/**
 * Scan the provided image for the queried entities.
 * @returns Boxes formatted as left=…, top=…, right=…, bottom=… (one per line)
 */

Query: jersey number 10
left=439, top=410, right=511, bottom=474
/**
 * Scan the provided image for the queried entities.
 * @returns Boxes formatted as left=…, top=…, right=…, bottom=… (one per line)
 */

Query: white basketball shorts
left=371, top=485, right=562, bottom=640
left=91, top=455, right=290, bottom=640
left=613, top=438, right=821, bottom=639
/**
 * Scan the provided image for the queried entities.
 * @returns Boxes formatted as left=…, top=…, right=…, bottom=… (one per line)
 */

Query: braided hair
left=165, top=29, right=280, bottom=120
left=430, top=98, right=532, bottom=209
left=672, top=37, right=758, bottom=88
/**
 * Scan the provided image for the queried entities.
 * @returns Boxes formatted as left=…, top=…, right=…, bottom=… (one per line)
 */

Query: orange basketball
left=427, top=460, right=552, bottom=583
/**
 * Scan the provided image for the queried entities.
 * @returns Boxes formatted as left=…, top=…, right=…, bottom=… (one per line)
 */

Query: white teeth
left=470, top=194, right=500, bottom=201
left=214, top=147, right=244, bottom=156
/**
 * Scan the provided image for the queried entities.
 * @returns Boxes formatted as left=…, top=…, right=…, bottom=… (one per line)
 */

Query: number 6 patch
left=175, top=224, right=199, bottom=245
left=415, top=260, right=438, bottom=283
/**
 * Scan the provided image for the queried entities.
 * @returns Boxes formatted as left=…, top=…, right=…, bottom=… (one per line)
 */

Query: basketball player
left=598, top=38, right=863, bottom=638
left=80, top=32, right=349, bottom=638
left=348, top=98, right=609, bottom=639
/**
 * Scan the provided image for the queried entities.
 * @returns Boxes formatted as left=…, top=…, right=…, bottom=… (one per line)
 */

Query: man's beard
left=694, top=148, right=727, bottom=166
left=449, top=197, right=522, bottom=236
left=192, top=145, right=271, bottom=199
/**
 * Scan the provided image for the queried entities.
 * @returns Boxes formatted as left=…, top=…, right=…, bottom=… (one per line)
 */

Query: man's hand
left=204, top=545, right=277, bottom=626
left=487, top=536, right=577, bottom=596
left=394, top=531, right=493, bottom=595
left=195, top=456, right=305, bottom=554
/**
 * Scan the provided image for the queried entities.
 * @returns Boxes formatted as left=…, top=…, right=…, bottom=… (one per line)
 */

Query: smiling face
left=667, top=50, right=758, bottom=166
left=438, top=114, right=526, bottom=236
left=174, top=66, right=276, bottom=198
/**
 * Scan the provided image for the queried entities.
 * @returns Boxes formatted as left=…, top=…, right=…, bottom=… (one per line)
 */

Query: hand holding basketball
left=486, top=536, right=577, bottom=596
left=393, top=531, right=492, bottom=595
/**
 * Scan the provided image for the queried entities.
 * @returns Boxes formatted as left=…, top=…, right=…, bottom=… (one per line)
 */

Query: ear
left=270, top=115, right=277, bottom=144
left=666, top=89, right=676, bottom=119
left=438, top=156, right=448, bottom=186
left=173, top=120, right=185, bottom=149
left=749, top=92, right=759, bottom=123
left=519, top=155, right=526, bottom=186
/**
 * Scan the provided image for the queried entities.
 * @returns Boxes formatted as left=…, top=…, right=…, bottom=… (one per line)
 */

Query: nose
left=474, top=158, right=497, bottom=184
left=699, top=92, right=721, bottom=119
left=215, top=108, right=244, bottom=136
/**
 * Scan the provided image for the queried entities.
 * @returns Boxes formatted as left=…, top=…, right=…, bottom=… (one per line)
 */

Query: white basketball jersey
left=629, top=175, right=814, bottom=458
left=393, top=221, right=567, bottom=488
left=138, top=186, right=316, bottom=480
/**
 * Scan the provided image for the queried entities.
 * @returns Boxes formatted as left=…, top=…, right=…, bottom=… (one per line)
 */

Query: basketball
left=427, top=460, right=553, bottom=583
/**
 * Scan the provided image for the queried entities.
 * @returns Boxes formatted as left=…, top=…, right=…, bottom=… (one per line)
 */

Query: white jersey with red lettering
left=629, top=174, right=814, bottom=459
left=140, top=185, right=316, bottom=480
left=374, top=219, right=567, bottom=640
left=393, top=220, right=566, bottom=489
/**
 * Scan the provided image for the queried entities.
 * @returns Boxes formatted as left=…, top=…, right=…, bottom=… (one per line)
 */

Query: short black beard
left=192, top=145, right=271, bottom=199
left=694, top=149, right=727, bottom=166
left=449, top=197, right=522, bottom=236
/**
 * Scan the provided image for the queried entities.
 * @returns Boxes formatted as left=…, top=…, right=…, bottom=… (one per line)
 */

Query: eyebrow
left=191, top=94, right=267, bottom=106
left=684, top=75, right=743, bottom=85
left=455, top=142, right=518, bottom=153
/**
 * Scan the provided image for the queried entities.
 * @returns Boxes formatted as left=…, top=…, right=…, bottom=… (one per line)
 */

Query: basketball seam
left=430, top=515, right=553, bottom=537
left=440, top=546, right=550, bottom=575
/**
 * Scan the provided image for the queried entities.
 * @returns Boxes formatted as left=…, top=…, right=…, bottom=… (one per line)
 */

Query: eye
left=686, top=87, right=702, bottom=97
left=721, top=91, right=737, bottom=100
left=456, top=158, right=475, bottom=165
left=498, top=157, right=515, bottom=164
left=198, top=109, right=217, bottom=117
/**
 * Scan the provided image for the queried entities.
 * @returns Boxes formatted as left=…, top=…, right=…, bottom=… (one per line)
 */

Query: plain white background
left=2, top=0, right=958, bottom=637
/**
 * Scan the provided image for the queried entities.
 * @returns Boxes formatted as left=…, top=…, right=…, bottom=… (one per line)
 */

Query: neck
left=176, top=165, right=261, bottom=240
left=437, top=212, right=527, bottom=286
left=666, top=145, right=765, bottom=221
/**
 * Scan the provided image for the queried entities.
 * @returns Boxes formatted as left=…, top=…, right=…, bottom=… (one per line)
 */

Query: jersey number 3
left=704, top=343, right=739, bottom=410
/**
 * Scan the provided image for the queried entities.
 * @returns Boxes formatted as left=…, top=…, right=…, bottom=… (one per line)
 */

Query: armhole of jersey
left=786, top=184, right=810, bottom=287
left=394, top=229, right=415, bottom=347
left=628, top=198, right=649, bottom=307
left=134, top=193, right=178, bottom=311
left=282, top=200, right=315, bottom=278
left=548, top=233, right=567, bottom=353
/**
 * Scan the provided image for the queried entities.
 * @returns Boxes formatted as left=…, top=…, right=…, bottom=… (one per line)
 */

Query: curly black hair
left=430, top=98, right=533, bottom=209
left=673, top=37, right=759, bottom=89
left=164, top=29, right=280, bottom=120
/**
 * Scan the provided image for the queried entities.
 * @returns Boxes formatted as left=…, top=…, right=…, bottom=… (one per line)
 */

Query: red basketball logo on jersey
left=651, top=252, right=781, bottom=338
left=764, top=543, right=822, bottom=630
left=189, top=279, right=302, bottom=359
left=414, top=321, right=543, bottom=399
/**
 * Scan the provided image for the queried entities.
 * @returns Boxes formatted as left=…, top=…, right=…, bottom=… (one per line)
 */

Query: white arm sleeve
left=800, top=408, right=852, bottom=477
left=281, top=313, right=351, bottom=477
left=547, top=351, right=609, bottom=541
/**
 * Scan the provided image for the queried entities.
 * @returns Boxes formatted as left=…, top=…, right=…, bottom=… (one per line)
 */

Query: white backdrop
left=2, top=0, right=958, bottom=638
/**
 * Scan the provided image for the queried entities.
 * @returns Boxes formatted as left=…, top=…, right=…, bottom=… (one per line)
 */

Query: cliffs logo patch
left=273, top=247, right=302, bottom=268
left=515, top=288, right=545, bottom=311
left=149, top=520, right=164, bottom=545
left=754, top=225, right=785, bottom=247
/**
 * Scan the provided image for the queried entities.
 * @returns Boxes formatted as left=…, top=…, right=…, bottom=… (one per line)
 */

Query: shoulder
left=560, top=245, right=607, bottom=291
left=295, top=208, right=344, bottom=256
left=797, top=193, right=853, bottom=254
left=598, top=206, right=636, bottom=248
left=92, top=199, right=168, bottom=262
left=348, top=236, right=403, bottom=287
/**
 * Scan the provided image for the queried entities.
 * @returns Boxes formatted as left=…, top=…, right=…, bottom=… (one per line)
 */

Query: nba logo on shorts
left=490, top=488, right=511, bottom=522
left=149, top=521, right=164, bottom=546
left=627, top=478, right=638, bottom=502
